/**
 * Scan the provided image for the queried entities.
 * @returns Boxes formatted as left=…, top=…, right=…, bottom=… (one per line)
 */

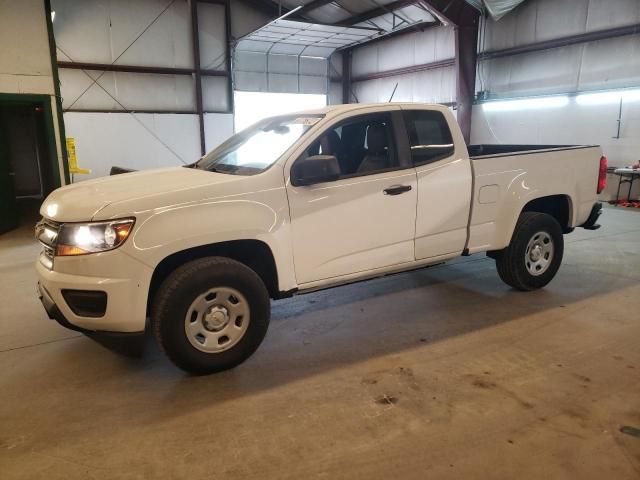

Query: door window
left=403, top=110, right=454, bottom=165
left=302, top=113, right=399, bottom=178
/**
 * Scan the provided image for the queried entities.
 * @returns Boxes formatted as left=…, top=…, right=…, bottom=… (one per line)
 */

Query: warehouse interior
left=1, top=0, right=639, bottom=478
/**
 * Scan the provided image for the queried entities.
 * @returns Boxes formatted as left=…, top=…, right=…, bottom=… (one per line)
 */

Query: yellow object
left=66, top=137, right=90, bottom=175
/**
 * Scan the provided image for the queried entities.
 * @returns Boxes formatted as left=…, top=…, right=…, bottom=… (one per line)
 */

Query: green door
left=0, top=108, right=19, bottom=234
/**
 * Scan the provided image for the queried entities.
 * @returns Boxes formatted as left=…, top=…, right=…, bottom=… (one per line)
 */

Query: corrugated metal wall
left=51, top=0, right=269, bottom=178
left=477, top=0, right=640, bottom=98
left=348, top=26, right=456, bottom=104
left=54, top=0, right=230, bottom=113
left=473, top=0, right=640, bottom=177
left=347, top=0, right=639, bottom=105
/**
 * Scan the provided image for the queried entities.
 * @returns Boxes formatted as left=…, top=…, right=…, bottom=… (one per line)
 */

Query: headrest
left=367, top=124, right=387, bottom=153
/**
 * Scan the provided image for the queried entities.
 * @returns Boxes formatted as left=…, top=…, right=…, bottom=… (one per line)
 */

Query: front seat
left=357, top=124, right=390, bottom=174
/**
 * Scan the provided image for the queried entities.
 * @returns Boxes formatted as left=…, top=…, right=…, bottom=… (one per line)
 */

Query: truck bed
left=468, top=144, right=596, bottom=158
left=466, top=144, right=603, bottom=255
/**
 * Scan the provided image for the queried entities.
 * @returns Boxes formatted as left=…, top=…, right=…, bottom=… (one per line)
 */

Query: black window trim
left=290, top=110, right=414, bottom=186
left=402, top=109, right=456, bottom=167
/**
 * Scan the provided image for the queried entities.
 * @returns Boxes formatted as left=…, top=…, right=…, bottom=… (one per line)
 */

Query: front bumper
left=38, top=282, right=103, bottom=335
left=36, top=251, right=152, bottom=333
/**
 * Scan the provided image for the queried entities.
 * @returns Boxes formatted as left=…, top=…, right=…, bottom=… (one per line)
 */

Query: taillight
left=597, top=155, right=607, bottom=194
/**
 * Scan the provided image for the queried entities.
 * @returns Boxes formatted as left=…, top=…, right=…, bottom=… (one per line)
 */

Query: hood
left=40, top=167, right=249, bottom=222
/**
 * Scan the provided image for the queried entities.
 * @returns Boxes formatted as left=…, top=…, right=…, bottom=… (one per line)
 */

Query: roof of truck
left=298, top=102, right=450, bottom=118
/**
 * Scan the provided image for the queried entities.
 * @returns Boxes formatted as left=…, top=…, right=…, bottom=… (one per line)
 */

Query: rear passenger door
left=286, top=108, right=418, bottom=285
left=402, top=108, right=472, bottom=260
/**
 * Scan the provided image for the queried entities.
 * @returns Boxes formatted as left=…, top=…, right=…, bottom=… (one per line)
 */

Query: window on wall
left=234, top=91, right=326, bottom=132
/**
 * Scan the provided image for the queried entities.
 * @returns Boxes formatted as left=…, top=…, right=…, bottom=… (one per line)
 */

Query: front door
left=286, top=108, right=418, bottom=285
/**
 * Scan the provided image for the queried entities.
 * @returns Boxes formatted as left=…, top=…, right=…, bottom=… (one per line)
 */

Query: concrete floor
left=1, top=206, right=639, bottom=479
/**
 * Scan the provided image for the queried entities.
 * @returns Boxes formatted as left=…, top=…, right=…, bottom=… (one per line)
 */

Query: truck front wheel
left=152, top=257, right=270, bottom=374
left=494, top=212, right=564, bottom=291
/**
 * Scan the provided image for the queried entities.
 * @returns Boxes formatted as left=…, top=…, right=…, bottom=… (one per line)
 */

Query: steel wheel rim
left=525, top=231, right=554, bottom=276
left=184, top=287, right=250, bottom=353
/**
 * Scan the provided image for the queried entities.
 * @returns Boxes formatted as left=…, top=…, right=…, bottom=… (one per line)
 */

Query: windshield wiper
left=207, top=165, right=236, bottom=174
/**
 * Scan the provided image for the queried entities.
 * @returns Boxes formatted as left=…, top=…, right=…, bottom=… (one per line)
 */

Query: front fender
left=120, top=188, right=298, bottom=292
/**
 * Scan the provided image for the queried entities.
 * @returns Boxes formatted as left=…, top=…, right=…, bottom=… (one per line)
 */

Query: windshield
left=195, top=114, right=324, bottom=175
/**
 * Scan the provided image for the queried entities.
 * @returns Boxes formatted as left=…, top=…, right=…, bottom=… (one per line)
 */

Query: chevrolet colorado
left=35, top=103, right=606, bottom=374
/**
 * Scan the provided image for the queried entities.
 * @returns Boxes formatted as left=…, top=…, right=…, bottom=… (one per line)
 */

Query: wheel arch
left=521, top=194, right=573, bottom=233
left=487, top=193, right=574, bottom=256
left=505, top=194, right=573, bottom=247
left=147, top=240, right=280, bottom=314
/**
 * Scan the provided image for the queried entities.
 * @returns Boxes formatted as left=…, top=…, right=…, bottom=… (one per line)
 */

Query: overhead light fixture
left=482, top=96, right=569, bottom=112
left=51, top=11, right=55, bottom=21
left=576, top=88, right=640, bottom=105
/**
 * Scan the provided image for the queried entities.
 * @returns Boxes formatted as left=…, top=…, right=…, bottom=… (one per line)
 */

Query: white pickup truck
left=36, top=103, right=607, bottom=374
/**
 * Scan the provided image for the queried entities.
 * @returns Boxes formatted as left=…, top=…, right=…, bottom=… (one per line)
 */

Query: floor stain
left=620, top=425, right=640, bottom=438
left=375, top=394, right=398, bottom=406
left=466, top=374, right=534, bottom=410
left=572, top=373, right=592, bottom=383
left=472, top=378, right=497, bottom=389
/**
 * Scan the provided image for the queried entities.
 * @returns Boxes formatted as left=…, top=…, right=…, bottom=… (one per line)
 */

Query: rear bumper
left=580, top=202, right=603, bottom=230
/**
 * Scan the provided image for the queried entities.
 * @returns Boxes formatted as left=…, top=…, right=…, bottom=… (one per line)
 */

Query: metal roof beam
left=340, top=0, right=421, bottom=26
left=296, top=0, right=336, bottom=16
left=479, top=23, right=640, bottom=60
left=351, top=57, right=454, bottom=82
left=419, top=0, right=478, bottom=26
left=341, top=19, right=438, bottom=50
left=238, top=0, right=310, bottom=21
left=57, top=61, right=228, bottom=77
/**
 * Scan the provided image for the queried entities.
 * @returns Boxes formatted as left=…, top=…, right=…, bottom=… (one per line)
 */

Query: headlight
left=56, top=219, right=135, bottom=256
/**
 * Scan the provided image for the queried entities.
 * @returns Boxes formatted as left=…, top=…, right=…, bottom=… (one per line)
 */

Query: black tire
left=152, top=257, right=270, bottom=374
left=495, top=212, right=564, bottom=291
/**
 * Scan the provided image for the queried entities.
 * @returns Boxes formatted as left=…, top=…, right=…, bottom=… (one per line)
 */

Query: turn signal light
left=56, top=245, right=90, bottom=256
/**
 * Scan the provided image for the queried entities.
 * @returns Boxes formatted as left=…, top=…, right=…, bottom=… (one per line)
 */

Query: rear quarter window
left=403, top=110, right=454, bottom=165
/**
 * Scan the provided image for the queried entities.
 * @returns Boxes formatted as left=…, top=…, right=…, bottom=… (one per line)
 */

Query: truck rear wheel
left=495, top=212, right=564, bottom=291
left=152, top=257, right=270, bottom=374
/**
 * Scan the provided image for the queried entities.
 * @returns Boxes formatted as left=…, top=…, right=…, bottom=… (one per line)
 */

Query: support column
left=190, top=0, right=206, bottom=156
left=454, top=7, right=479, bottom=144
left=224, top=0, right=234, bottom=115
left=421, top=0, right=479, bottom=144
left=342, top=50, right=352, bottom=104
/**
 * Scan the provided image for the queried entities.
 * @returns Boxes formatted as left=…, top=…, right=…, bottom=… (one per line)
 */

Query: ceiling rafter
left=341, top=19, right=438, bottom=50
left=296, top=0, right=337, bottom=16
left=239, top=0, right=312, bottom=21
left=340, top=0, right=422, bottom=26
left=333, top=1, right=441, bottom=49
left=419, top=0, right=479, bottom=26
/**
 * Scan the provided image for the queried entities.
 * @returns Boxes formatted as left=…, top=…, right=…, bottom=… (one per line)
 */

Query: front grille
left=35, top=219, right=60, bottom=269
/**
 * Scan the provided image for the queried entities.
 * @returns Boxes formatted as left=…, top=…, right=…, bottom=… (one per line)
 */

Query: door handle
left=383, top=184, right=412, bottom=196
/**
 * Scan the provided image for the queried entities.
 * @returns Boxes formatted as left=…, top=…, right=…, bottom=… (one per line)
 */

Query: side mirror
left=292, top=155, right=340, bottom=186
